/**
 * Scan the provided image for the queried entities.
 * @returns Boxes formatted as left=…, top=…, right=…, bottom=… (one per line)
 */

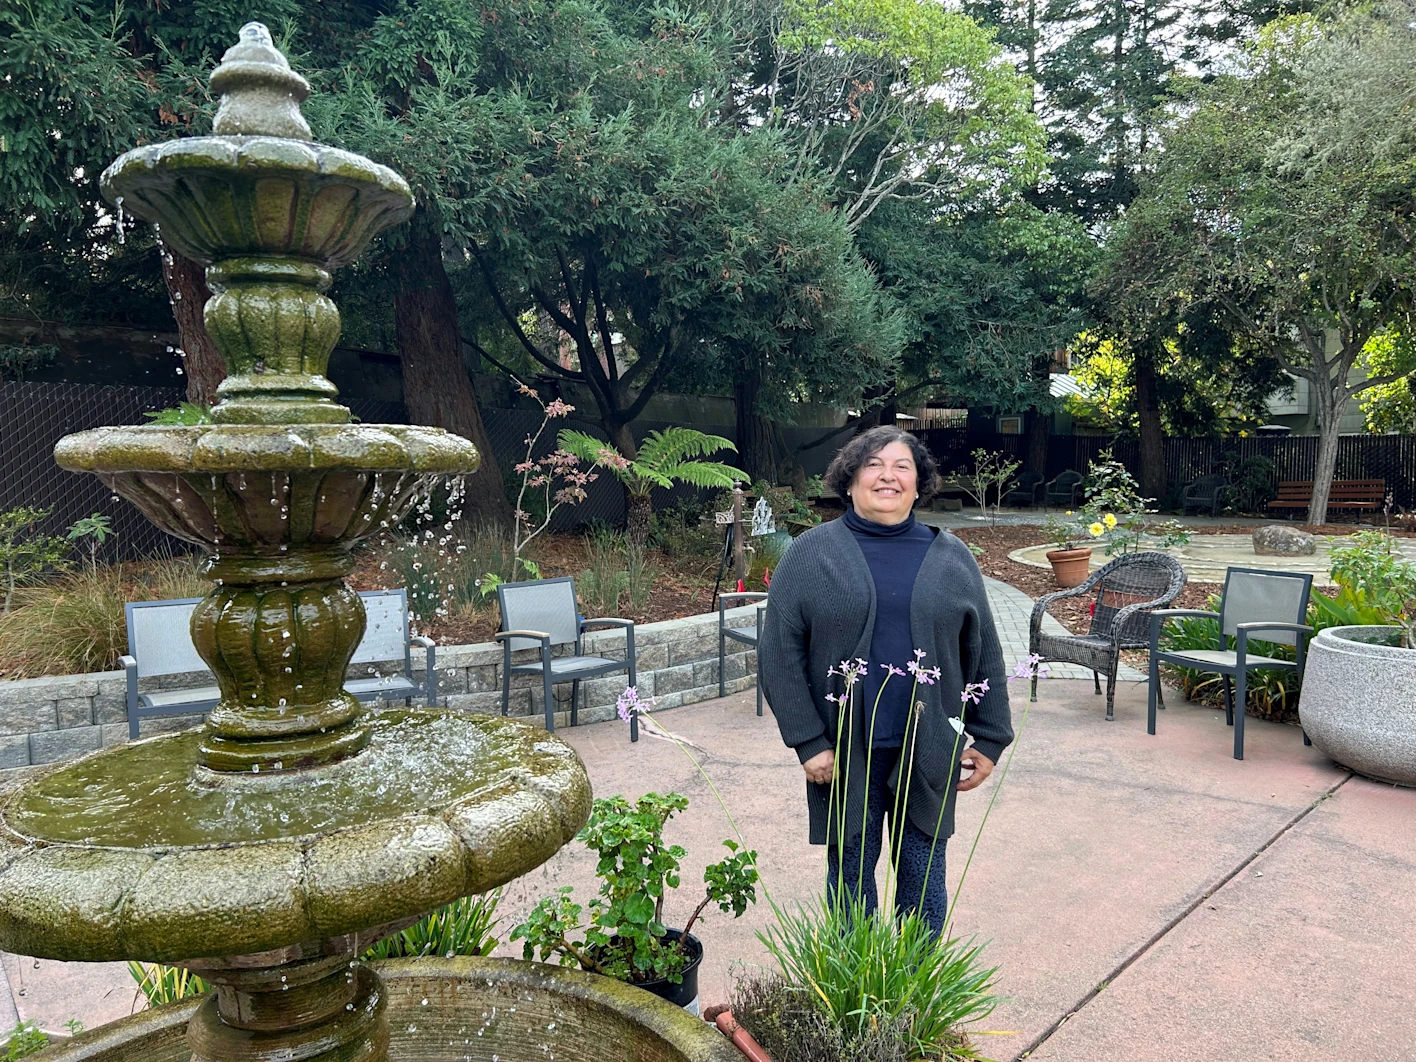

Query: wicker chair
left=1044, top=470, right=1085, bottom=510
left=1029, top=551, right=1187, bottom=720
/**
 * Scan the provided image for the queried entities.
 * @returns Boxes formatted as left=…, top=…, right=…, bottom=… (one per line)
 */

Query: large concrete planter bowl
left=31, top=957, right=742, bottom=1062
left=1300, top=625, right=1416, bottom=786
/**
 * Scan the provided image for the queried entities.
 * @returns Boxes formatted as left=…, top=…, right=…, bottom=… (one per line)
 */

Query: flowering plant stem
left=508, top=378, right=594, bottom=576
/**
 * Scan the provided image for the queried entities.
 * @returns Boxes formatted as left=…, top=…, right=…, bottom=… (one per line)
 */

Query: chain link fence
left=0, top=382, right=749, bottom=561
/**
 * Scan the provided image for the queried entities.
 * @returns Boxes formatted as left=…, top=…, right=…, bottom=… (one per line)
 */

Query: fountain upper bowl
left=100, top=136, right=413, bottom=269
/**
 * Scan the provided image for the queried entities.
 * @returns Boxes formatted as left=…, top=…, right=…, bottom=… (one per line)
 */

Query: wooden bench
left=1267, top=480, right=1387, bottom=516
left=120, top=588, right=436, bottom=739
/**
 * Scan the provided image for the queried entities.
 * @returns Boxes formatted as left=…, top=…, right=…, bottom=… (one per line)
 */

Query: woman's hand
left=802, top=749, right=836, bottom=785
left=956, top=748, right=995, bottom=792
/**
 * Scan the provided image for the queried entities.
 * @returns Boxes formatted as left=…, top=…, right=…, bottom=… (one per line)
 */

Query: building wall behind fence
left=916, top=428, right=1416, bottom=513
left=1, top=381, right=839, bottom=561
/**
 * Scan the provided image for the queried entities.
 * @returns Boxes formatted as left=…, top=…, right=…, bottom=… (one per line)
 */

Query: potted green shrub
left=511, top=790, right=758, bottom=1014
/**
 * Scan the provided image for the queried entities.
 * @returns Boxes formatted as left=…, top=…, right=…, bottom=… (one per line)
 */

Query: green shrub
left=650, top=502, right=720, bottom=560
left=512, top=792, right=757, bottom=986
left=758, top=898, right=999, bottom=1062
left=0, top=506, right=70, bottom=614
left=127, top=962, right=211, bottom=1005
left=578, top=528, right=629, bottom=617
left=362, top=890, right=501, bottom=960
left=1223, top=455, right=1277, bottom=514
left=1, top=1021, right=48, bottom=1060
left=0, top=556, right=207, bottom=678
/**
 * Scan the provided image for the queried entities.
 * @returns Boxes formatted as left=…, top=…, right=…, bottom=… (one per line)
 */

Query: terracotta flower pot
left=709, top=1007, right=774, bottom=1062
left=1046, top=546, right=1093, bottom=588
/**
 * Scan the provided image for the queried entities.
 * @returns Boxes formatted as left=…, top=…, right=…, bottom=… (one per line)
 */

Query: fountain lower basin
left=0, top=713, right=591, bottom=963
left=33, top=957, right=742, bottom=1062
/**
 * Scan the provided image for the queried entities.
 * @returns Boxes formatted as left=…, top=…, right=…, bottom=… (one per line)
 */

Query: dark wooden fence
left=914, top=429, right=1416, bottom=512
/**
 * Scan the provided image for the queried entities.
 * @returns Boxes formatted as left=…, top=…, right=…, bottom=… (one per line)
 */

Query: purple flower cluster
left=616, top=685, right=654, bottom=721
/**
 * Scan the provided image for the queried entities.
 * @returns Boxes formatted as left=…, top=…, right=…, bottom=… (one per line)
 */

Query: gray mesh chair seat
left=495, top=576, right=638, bottom=740
left=508, top=654, right=628, bottom=679
left=718, top=592, right=767, bottom=715
left=1159, top=648, right=1292, bottom=670
left=1148, top=567, right=1314, bottom=760
left=1030, top=551, right=1187, bottom=720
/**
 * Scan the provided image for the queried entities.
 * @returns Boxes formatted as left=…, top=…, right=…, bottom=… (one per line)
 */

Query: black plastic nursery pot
left=637, top=929, right=704, bottom=1014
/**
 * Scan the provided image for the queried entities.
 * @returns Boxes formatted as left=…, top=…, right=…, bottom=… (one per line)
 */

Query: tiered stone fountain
left=0, top=24, right=736, bottom=1062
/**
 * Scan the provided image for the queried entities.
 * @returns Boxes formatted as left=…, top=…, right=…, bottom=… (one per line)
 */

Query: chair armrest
left=1149, top=609, right=1221, bottom=649
left=1234, top=621, right=1313, bottom=636
left=495, top=629, right=552, bottom=643
left=1111, top=590, right=1188, bottom=647
left=120, top=655, right=138, bottom=670
left=579, top=617, right=634, bottom=630
left=719, top=592, right=769, bottom=615
left=1150, top=609, right=1220, bottom=622
left=409, top=635, right=435, bottom=649
left=1030, top=582, right=1097, bottom=634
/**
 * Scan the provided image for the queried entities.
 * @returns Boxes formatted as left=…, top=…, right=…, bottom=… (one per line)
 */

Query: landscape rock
left=1252, top=524, right=1317, bottom=556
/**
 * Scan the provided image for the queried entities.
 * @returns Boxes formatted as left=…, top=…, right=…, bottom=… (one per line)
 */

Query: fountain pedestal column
left=187, top=956, right=386, bottom=1062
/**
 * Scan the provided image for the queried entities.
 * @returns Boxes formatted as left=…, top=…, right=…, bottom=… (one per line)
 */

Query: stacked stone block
left=0, top=606, right=760, bottom=769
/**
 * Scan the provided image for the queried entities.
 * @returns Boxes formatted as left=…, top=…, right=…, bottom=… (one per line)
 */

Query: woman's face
left=849, top=440, right=918, bottom=524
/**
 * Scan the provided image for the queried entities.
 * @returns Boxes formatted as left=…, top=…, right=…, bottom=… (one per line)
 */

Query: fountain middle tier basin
left=0, top=712, right=591, bottom=963
left=36, top=957, right=743, bottom=1062
left=54, top=422, right=479, bottom=558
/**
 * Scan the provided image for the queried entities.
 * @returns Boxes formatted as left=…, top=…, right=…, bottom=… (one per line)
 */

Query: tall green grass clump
left=752, top=897, right=1000, bottom=1062
left=362, top=890, right=501, bottom=960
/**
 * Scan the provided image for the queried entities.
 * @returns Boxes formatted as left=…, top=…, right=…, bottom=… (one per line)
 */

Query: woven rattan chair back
left=1087, top=552, right=1187, bottom=646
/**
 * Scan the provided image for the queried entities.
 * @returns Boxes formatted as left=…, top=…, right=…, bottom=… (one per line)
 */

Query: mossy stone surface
left=0, top=714, right=592, bottom=962
left=31, top=958, right=744, bottom=1062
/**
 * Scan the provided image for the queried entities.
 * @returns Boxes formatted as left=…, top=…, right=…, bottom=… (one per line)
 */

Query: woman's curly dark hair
left=824, top=425, right=942, bottom=507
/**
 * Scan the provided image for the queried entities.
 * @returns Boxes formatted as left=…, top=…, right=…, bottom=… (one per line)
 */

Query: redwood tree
left=161, top=246, right=225, bottom=406
left=392, top=210, right=511, bottom=526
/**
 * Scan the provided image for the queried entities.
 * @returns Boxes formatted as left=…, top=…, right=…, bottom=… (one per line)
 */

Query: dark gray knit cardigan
left=758, top=516, right=1013, bottom=846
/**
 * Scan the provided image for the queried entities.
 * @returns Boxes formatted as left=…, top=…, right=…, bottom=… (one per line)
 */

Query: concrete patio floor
left=6, top=679, right=1414, bottom=1062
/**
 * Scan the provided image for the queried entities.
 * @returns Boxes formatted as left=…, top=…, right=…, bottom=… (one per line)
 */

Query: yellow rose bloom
left=1088, top=522, right=1104, bottom=537
left=1065, top=510, right=1073, bottom=516
left=1103, top=513, right=1117, bottom=529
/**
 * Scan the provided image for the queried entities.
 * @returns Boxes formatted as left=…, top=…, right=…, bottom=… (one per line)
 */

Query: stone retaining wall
left=0, top=606, right=760, bottom=770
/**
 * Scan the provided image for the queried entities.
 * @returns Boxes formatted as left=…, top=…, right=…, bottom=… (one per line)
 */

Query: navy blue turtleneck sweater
left=842, top=507, right=938, bottom=747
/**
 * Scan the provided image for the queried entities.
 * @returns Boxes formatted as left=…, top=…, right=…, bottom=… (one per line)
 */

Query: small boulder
left=1253, top=524, right=1316, bottom=556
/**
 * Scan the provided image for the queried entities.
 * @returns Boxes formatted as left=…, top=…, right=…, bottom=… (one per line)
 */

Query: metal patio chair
left=1044, top=470, right=1085, bottom=510
left=718, top=591, right=767, bottom=715
left=495, top=576, right=639, bottom=740
left=1030, top=551, right=1187, bottom=720
left=1002, top=471, right=1045, bottom=508
left=1147, top=567, right=1314, bottom=760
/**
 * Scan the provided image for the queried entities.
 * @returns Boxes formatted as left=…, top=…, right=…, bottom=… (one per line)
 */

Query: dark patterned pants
left=825, top=746, right=949, bottom=938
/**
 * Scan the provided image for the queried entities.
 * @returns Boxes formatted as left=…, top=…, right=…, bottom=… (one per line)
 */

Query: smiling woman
left=759, top=426, right=1014, bottom=938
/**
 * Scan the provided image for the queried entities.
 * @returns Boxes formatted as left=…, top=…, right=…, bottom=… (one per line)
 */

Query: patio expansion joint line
left=1015, top=769, right=1355, bottom=1060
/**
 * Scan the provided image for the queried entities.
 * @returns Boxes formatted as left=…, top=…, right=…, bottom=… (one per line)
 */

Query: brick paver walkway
left=985, top=576, right=1146, bottom=683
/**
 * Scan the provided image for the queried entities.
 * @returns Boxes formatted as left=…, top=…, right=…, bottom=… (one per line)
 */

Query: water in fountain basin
left=4, top=712, right=549, bottom=848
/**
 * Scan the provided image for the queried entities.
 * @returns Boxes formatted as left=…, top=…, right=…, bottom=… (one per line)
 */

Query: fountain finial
left=209, top=21, right=313, bottom=139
